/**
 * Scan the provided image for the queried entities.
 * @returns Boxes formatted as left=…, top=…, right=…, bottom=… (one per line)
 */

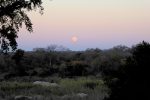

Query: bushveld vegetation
left=0, top=77, right=108, bottom=100
left=0, top=44, right=129, bottom=100
left=0, top=44, right=130, bottom=79
left=1, top=1, right=149, bottom=100
left=0, top=41, right=149, bottom=100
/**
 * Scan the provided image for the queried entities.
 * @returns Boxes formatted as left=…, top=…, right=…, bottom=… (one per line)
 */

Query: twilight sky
left=18, top=0, right=150, bottom=51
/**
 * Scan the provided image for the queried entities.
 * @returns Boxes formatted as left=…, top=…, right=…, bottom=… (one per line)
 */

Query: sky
left=18, top=0, right=150, bottom=51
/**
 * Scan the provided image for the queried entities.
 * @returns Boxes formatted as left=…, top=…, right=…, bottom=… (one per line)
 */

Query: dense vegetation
left=105, top=41, right=150, bottom=100
left=1, top=1, right=149, bottom=100
left=0, top=45, right=130, bottom=79
left=0, top=41, right=149, bottom=100
left=0, top=77, right=108, bottom=100
left=0, top=44, right=130, bottom=100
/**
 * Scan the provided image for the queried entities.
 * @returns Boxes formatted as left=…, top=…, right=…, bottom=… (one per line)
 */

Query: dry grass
left=0, top=77, right=109, bottom=100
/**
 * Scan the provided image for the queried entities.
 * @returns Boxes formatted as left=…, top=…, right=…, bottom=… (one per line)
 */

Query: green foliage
left=0, top=77, right=108, bottom=100
left=12, top=49, right=24, bottom=64
left=0, top=45, right=130, bottom=79
left=59, top=77, right=105, bottom=93
left=105, top=41, right=150, bottom=100
left=0, top=42, right=149, bottom=100
left=62, top=61, right=89, bottom=77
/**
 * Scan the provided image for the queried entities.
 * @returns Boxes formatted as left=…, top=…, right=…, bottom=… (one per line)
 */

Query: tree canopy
left=0, top=0, right=43, bottom=53
left=105, top=41, right=150, bottom=100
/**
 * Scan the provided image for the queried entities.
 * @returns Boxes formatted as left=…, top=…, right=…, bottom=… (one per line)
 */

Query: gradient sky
left=17, top=0, right=150, bottom=51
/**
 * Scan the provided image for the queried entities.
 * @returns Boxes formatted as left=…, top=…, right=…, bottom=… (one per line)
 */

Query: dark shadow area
left=104, top=41, right=150, bottom=100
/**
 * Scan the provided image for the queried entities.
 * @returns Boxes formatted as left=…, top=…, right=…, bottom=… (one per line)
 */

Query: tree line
left=0, top=41, right=150, bottom=100
left=0, top=44, right=130, bottom=79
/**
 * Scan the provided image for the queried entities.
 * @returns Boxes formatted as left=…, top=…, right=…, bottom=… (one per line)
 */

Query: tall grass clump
left=58, top=77, right=108, bottom=98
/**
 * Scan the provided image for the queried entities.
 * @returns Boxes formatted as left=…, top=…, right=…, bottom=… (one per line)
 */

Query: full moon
left=71, top=36, right=78, bottom=43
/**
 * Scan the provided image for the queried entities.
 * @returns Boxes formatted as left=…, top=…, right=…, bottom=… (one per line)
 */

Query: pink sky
left=17, top=0, right=150, bottom=51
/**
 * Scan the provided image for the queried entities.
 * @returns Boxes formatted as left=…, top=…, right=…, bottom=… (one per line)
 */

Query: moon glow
left=71, top=36, right=78, bottom=43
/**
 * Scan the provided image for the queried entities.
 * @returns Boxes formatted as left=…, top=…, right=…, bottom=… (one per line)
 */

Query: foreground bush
left=105, top=41, right=150, bottom=100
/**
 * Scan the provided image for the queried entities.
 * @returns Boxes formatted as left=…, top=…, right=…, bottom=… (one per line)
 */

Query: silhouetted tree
left=105, top=41, right=150, bottom=100
left=0, top=0, right=43, bottom=53
left=12, top=49, right=24, bottom=64
left=12, top=49, right=26, bottom=76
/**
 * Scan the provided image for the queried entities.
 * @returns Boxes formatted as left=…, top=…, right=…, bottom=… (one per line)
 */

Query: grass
left=0, top=77, right=109, bottom=100
left=59, top=77, right=105, bottom=94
